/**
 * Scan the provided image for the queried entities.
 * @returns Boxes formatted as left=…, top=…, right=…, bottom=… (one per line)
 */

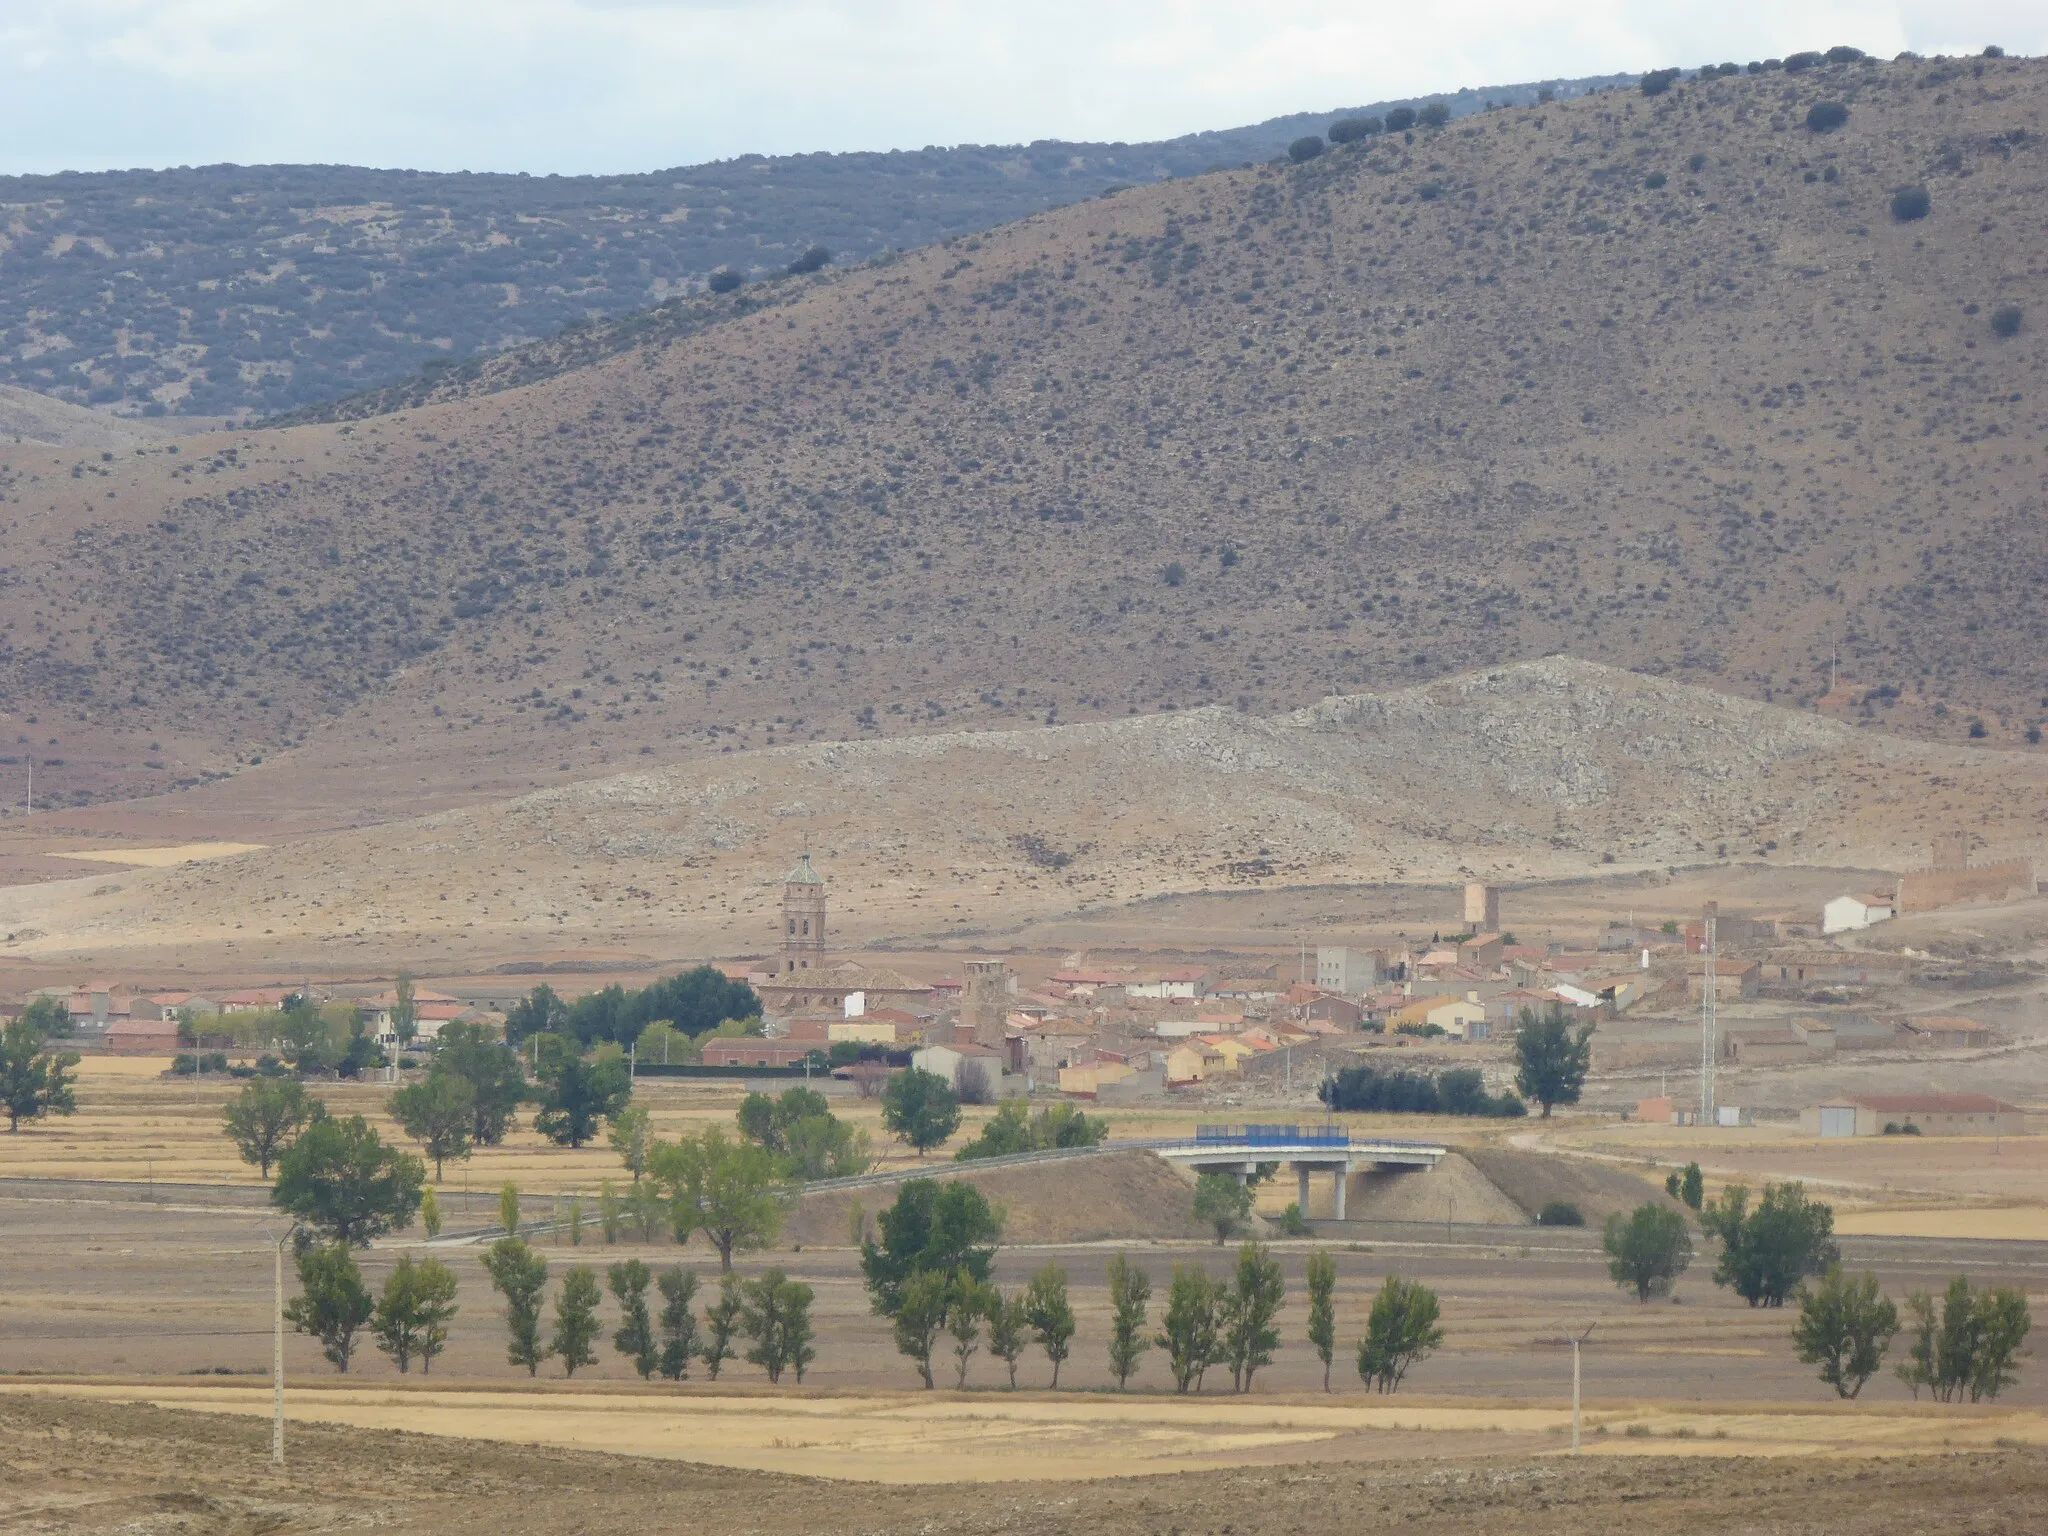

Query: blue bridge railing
left=1195, top=1123, right=1349, bottom=1148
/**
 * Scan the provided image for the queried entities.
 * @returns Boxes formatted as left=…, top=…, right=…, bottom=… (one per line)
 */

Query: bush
left=1640, top=68, right=1682, bottom=96
left=1891, top=185, right=1931, bottom=221
left=1320, top=1063, right=1525, bottom=1118
left=1329, top=116, right=1382, bottom=143
left=1806, top=101, right=1850, bottom=132
left=706, top=269, right=742, bottom=294
left=1688, top=151, right=1708, bottom=172
left=1417, top=182, right=1442, bottom=202
left=1162, top=561, right=1186, bottom=587
left=1824, top=45, right=1865, bottom=63
left=786, top=245, right=831, bottom=276
left=1417, top=102, right=1450, bottom=128
left=1990, top=304, right=2023, bottom=338
left=1784, top=51, right=1824, bottom=73
left=1644, top=170, right=1668, bottom=189
left=1384, top=107, right=1417, bottom=133
left=1287, top=136, right=1324, bottom=163
left=1537, top=1201, right=1585, bottom=1227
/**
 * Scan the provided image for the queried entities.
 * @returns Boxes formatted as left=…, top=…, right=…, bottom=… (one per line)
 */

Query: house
left=1212, top=977, right=1284, bottom=1002
left=1822, top=893, right=1895, bottom=935
left=104, top=1015, right=181, bottom=1053
left=1198, top=1033, right=1272, bottom=1071
left=700, top=1039, right=815, bottom=1069
left=1125, top=968, right=1209, bottom=1002
left=1802, top=1094, right=2025, bottom=1137
left=1457, top=934, right=1504, bottom=971
left=1900, top=1015, right=1995, bottom=1048
left=1302, top=993, right=1363, bottom=1029
left=1685, top=957, right=1761, bottom=1002
left=911, top=1041, right=1009, bottom=1094
left=134, top=992, right=220, bottom=1024
left=1059, top=1060, right=1134, bottom=1097
left=757, top=962, right=934, bottom=1018
left=829, top=1019, right=898, bottom=1044
left=1315, top=947, right=1381, bottom=995
left=217, top=987, right=295, bottom=1014
left=1765, top=949, right=1912, bottom=987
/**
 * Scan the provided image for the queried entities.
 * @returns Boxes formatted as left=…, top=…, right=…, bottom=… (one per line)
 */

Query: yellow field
left=9, top=1381, right=2043, bottom=1481
left=1834, top=1207, right=2048, bottom=1241
left=48, top=842, right=267, bottom=867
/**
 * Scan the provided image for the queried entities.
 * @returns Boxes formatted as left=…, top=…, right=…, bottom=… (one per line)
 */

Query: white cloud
left=4, top=0, right=2041, bottom=174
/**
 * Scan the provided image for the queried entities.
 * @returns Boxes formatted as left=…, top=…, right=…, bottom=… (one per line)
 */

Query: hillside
left=0, top=75, right=1620, bottom=422
left=0, top=51, right=2044, bottom=824
left=4, top=659, right=2043, bottom=970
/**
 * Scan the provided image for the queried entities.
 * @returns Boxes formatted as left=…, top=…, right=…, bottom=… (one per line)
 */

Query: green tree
left=335, top=1015, right=386, bottom=1080
left=656, top=1266, right=700, bottom=1379
left=421, top=1186, right=442, bottom=1240
left=1664, top=1162, right=1704, bottom=1210
left=1023, top=1262, right=1076, bottom=1387
left=954, top=1099, right=1106, bottom=1160
left=483, top=1236, right=549, bottom=1375
left=388, top=1073, right=475, bottom=1179
left=648, top=1127, right=788, bottom=1270
left=891, top=1268, right=952, bottom=1388
left=372, top=1254, right=458, bottom=1374
left=550, top=1264, right=603, bottom=1376
left=597, top=1179, right=624, bottom=1243
left=531, top=1035, right=631, bottom=1148
left=1221, top=1241, right=1285, bottom=1393
left=271, top=1114, right=424, bottom=1246
left=0, top=1012, right=80, bottom=1132
left=1106, top=1252, right=1151, bottom=1389
left=432, top=1020, right=528, bottom=1144
left=278, top=995, right=339, bottom=1075
left=285, top=1242, right=374, bottom=1373
left=741, top=1086, right=870, bottom=1178
left=1157, top=1263, right=1225, bottom=1393
left=1193, top=1173, right=1253, bottom=1244
left=881, top=1067, right=961, bottom=1156
left=391, top=971, right=419, bottom=1050
left=1701, top=1182, right=1839, bottom=1307
left=1287, top=135, right=1324, bottom=163
left=499, top=1181, right=521, bottom=1236
left=945, top=1272, right=1000, bottom=1388
left=700, top=1274, right=744, bottom=1379
left=1604, top=1203, right=1694, bottom=1301
left=1513, top=1007, right=1593, bottom=1117
left=741, top=1267, right=817, bottom=1384
left=1357, top=1275, right=1443, bottom=1392
left=1305, top=1249, right=1338, bottom=1391
left=1792, top=1267, right=1898, bottom=1398
left=1897, top=1275, right=2031, bottom=1403
left=860, top=1179, right=1003, bottom=1316
left=608, top=1104, right=653, bottom=1181
left=504, top=984, right=567, bottom=1045
left=221, top=1077, right=324, bottom=1176
left=988, top=1291, right=1030, bottom=1388
left=1417, top=100, right=1451, bottom=127
left=608, top=1258, right=658, bottom=1378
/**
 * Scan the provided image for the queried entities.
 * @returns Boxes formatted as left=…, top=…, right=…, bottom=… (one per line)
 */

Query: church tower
left=781, top=852, right=826, bottom=974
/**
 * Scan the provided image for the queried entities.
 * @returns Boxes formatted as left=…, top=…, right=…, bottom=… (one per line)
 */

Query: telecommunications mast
left=1698, top=901, right=1718, bottom=1125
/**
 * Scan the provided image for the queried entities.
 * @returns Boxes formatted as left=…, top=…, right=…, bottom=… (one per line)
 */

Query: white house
left=1125, top=968, right=1208, bottom=1002
left=911, top=1041, right=1019, bottom=1097
left=1822, top=893, right=1895, bottom=936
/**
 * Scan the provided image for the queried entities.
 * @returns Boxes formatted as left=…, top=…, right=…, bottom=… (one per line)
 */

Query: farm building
left=1801, top=1094, right=2025, bottom=1137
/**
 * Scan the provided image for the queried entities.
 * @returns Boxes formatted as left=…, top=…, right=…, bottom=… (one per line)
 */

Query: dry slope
left=0, top=53, right=2045, bottom=823
left=4, top=657, right=2042, bottom=968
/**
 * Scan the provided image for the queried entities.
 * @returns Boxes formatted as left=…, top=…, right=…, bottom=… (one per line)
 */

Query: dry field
left=11, top=1394, right=2048, bottom=1536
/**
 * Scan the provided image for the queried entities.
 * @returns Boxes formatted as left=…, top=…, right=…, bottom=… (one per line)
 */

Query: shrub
left=1417, top=182, right=1442, bottom=202
left=1990, top=304, right=2022, bottom=338
left=1417, top=102, right=1450, bottom=128
left=1784, top=51, right=1824, bottom=73
left=707, top=269, right=742, bottom=294
left=1162, top=560, right=1186, bottom=587
left=1329, top=116, right=1382, bottom=143
left=1806, top=101, right=1850, bottom=132
left=1384, top=107, right=1417, bottom=133
left=1983, top=45, right=2004, bottom=58
left=1688, top=151, right=1708, bottom=172
left=1644, top=170, right=1668, bottom=189
left=1891, top=185, right=1931, bottom=221
left=786, top=245, right=831, bottom=276
left=1824, top=45, right=1865, bottom=63
left=1640, top=68, right=1681, bottom=96
left=1537, top=1201, right=1585, bottom=1227
left=1287, top=136, right=1324, bottom=163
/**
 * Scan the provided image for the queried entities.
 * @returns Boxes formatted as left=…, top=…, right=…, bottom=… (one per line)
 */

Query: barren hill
left=1, top=52, right=2046, bottom=825
left=5, top=659, right=2042, bottom=970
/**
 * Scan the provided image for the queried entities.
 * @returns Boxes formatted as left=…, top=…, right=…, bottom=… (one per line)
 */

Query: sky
left=1, top=0, right=2041, bottom=177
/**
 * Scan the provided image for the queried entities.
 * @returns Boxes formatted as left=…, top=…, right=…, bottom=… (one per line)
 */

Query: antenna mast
left=1698, top=902, right=1718, bottom=1125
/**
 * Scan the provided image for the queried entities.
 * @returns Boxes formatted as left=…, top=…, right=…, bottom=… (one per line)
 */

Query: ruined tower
left=781, top=852, right=826, bottom=974
left=1463, top=882, right=1501, bottom=934
left=964, top=958, right=1011, bottom=1049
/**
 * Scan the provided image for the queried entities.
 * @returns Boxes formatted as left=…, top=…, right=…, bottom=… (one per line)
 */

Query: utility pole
left=1699, top=902, right=1718, bottom=1127
left=1569, top=1323, right=1596, bottom=1453
left=272, top=1230, right=288, bottom=1467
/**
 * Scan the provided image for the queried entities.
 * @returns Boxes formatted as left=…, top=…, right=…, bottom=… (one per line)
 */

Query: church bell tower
left=781, top=852, right=826, bottom=974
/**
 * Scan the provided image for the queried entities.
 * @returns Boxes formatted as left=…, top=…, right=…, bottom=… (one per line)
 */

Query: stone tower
left=1463, top=882, right=1501, bottom=933
left=781, top=852, right=826, bottom=974
left=964, top=959, right=1011, bottom=1049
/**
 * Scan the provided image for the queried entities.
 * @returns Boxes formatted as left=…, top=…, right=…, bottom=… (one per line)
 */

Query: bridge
left=1147, top=1125, right=1448, bottom=1220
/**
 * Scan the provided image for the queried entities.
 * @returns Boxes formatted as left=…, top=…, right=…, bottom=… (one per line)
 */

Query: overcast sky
left=2, top=0, right=2040, bottom=177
